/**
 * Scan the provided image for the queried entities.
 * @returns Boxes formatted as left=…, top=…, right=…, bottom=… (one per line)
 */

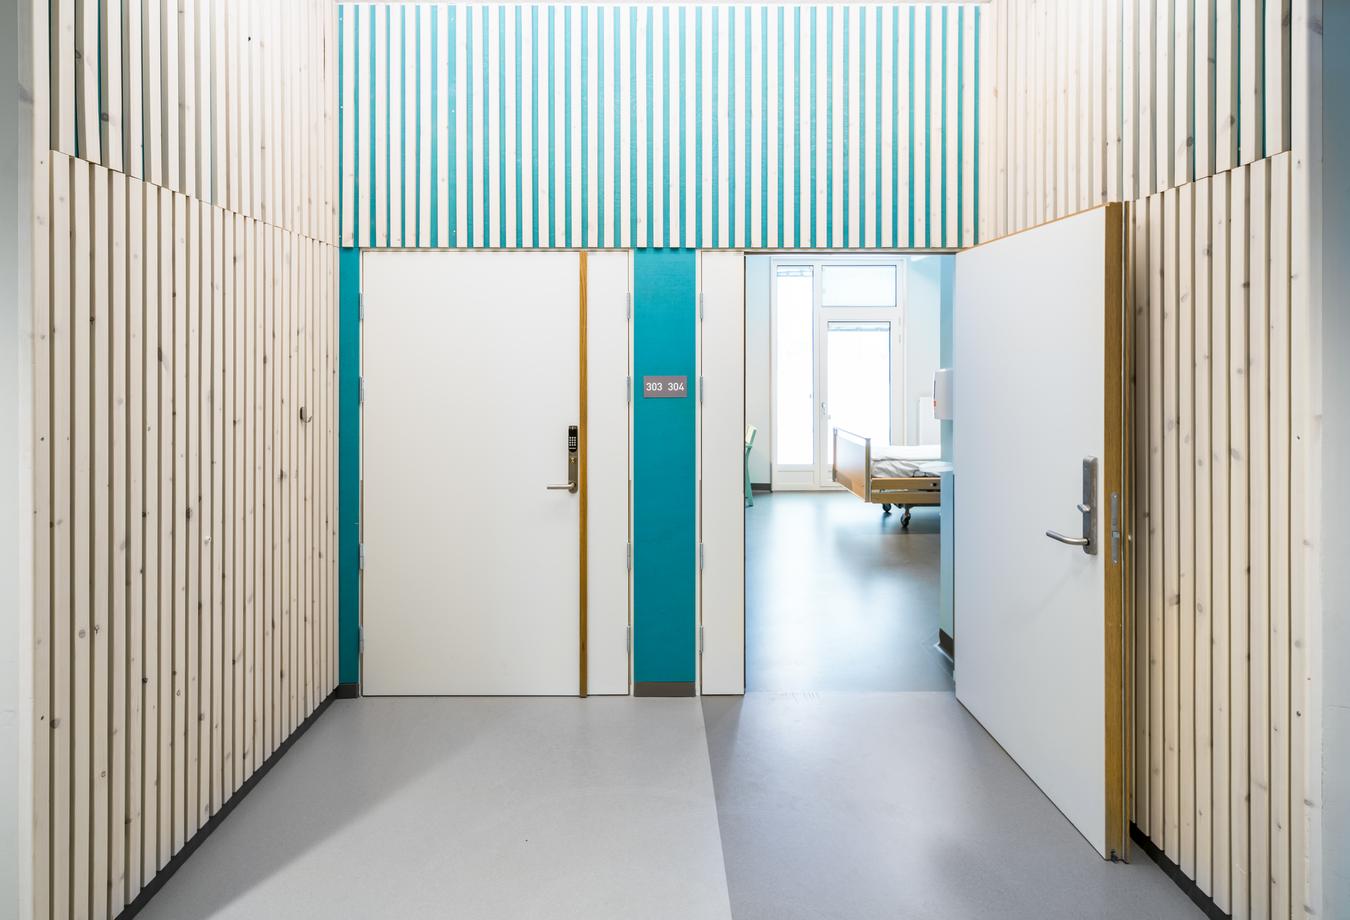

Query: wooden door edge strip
left=1104, top=200, right=1129, bottom=861
left=579, top=251, right=589, bottom=699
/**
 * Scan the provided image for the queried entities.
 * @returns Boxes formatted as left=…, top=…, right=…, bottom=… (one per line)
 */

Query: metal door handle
left=548, top=424, right=580, bottom=494
left=1046, top=457, right=1098, bottom=555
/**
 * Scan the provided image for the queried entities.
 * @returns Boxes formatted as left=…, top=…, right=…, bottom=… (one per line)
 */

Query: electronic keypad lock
left=547, top=425, right=580, bottom=494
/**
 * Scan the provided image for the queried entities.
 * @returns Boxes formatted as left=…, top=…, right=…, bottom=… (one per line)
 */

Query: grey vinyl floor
left=138, top=491, right=1204, bottom=920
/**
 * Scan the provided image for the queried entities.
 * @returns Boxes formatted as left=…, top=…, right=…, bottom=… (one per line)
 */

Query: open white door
left=953, top=206, right=1128, bottom=859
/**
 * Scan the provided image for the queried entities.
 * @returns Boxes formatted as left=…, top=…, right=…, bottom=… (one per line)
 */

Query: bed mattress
left=869, top=444, right=943, bottom=479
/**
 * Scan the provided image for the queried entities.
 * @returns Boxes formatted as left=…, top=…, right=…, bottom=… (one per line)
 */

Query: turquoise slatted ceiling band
left=337, top=2, right=983, bottom=251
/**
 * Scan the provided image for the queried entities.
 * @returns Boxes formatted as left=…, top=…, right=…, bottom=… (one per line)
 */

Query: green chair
left=744, top=426, right=758, bottom=508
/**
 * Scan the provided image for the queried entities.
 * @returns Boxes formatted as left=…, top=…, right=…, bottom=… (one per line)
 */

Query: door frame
left=356, top=248, right=635, bottom=697
left=698, top=248, right=950, bottom=696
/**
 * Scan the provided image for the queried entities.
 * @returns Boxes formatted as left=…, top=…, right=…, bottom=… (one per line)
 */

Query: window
left=820, top=265, right=898, bottom=308
left=774, top=267, right=815, bottom=466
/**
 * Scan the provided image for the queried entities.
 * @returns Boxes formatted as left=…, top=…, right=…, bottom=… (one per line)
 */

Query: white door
left=362, top=251, right=583, bottom=696
left=698, top=251, right=746, bottom=694
left=953, top=206, right=1127, bottom=859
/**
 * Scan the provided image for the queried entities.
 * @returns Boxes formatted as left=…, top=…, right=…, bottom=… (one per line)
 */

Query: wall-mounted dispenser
left=933, top=368, right=954, bottom=420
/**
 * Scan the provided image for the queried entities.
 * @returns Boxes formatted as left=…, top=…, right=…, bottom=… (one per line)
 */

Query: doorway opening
left=745, top=253, right=953, bottom=693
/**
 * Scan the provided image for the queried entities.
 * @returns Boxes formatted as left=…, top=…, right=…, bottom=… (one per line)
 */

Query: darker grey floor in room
left=745, top=490, right=953, bottom=692
left=720, top=490, right=1204, bottom=920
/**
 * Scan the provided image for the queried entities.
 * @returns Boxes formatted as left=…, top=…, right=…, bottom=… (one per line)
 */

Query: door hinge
left=698, top=542, right=705, bottom=571
left=358, top=543, right=366, bottom=571
left=358, top=376, right=365, bottom=406
left=625, top=625, right=632, bottom=653
left=698, top=293, right=705, bottom=321
left=625, top=292, right=632, bottom=321
left=357, top=291, right=363, bottom=321
left=626, top=542, right=632, bottom=571
left=699, top=376, right=705, bottom=404
left=698, top=626, right=704, bottom=654
left=626, top=375, right=632, bottom=405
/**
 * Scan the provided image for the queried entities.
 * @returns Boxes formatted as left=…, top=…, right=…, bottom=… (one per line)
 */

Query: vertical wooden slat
left=1237, top=0, right=1261, bottom=165
left=72, top=158, right=92, bottom=920
left=1215, top=0, right=1236, bottom=174
left=1195, top=0, right=1213, bottom=181
left=1133, top=194, right=1151, bottom=836
left=1147, top=189, right=1165, bottom=843
left=108, top=169, right=129, bottom=920
left=1267, top=152, right=1292, bottom=920
left=1178, top=179, right=1197, bottom=880
left=170, top=191, right=187, bottom=857
left=157, top=186, right=175, bottom=873
left=33, top=144, right=53, bottom=920
left=1174, top=0, right=1193, bottom=186
left=1162, top=185, right=1180, bottom=861
left=209, top=206, right=224, bottom=823
left=1229, top=162, right=1250, bottom=920
left=75, top=0, right=101, bottom=162
left=1194, top=174, right=1215, bottom=898
left=185, top=198, right=201, bottom=842
left=1211, top=166, right=1233, bottom=915
left=139, top=181, right=160, bottom=890
left=125, top=158, right=145, bottom=918
left=142, top=0, right=162, bottom=186
left=90, top=163, right=110, bottom=920
left=1247, top=155, right=1271, bottom=920
left=51, top=154, right=74, bottom=920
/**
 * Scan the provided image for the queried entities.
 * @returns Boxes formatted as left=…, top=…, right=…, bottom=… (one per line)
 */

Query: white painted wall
left=1319, top=1, right=1349, bottom=908
left=2, top=1, right=36, bottom=916
left=906, top=256, right=943, bottom=446
left=745, top=256, right=772, bottom=486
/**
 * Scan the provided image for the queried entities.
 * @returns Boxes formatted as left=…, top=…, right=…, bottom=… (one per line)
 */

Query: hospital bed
left=831, top=428, right=944, bottom=528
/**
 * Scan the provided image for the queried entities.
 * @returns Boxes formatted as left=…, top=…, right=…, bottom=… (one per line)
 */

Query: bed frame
left=831, top=428, right=942, bottom=528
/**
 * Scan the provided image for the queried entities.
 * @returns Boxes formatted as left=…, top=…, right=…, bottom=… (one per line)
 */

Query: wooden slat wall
left=1128, top=151, right=1304, bottom=919
left=34, top=150, right=339, bottom=920
left=30, top=1, right=339, bottom=918
left=49, top=0, right=338, bottom=247
left=982, top=0, right=1292, bottom=242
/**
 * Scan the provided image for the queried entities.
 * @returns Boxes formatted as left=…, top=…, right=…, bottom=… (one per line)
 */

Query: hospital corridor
left=2, top=2, right=1349, bottom=920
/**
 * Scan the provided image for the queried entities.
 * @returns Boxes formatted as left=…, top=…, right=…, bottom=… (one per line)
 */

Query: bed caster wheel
left=901, top=511, right=912, bottom=528
left=882, top=503, right=892, bottom=513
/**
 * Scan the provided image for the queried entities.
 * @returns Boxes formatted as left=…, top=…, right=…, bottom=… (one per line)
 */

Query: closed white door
left=362, top=251, right=582, bottom=696
left=953, top=206, right=1127, bottom=859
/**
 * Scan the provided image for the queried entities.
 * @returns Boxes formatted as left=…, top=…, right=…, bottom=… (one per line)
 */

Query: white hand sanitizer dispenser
left=932, top=368, right=954, bottom=420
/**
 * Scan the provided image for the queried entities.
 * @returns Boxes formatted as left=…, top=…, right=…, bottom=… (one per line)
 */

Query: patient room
left=742, top=254, right=956, bottom=692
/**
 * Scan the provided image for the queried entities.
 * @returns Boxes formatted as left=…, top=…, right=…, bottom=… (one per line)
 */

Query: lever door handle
left=1045, top=529, right=1090, bottom=547
left=546, top=483, right=578, bottom=493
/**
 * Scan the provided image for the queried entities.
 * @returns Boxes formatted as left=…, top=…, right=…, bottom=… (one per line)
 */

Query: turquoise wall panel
left=632, top=249, right=697, bottom=684
left=339, top=248, right=362, bottom=685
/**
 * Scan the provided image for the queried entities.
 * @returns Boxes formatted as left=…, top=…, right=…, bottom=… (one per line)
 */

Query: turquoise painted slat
left=430, top=6, right=439, bottom=246
left=582, top=6, right=590, bottom=247
left=564, top=5, right=573, bottom=247
left=498, top=5, right=506, bottom=249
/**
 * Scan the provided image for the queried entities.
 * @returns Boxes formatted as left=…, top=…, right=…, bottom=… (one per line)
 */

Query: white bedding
left=870, top=443, right=943, bottom=479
